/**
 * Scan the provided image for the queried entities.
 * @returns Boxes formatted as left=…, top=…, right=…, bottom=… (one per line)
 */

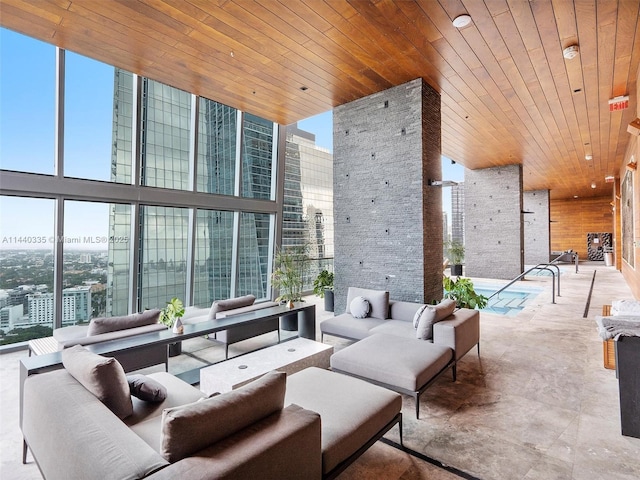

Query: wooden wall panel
left=550, top=196, right=614, bottom=259
left=620, top=64, right=640, bottom=299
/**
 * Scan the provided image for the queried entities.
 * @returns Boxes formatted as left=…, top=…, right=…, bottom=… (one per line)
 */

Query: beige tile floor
left=2, top=262, right=639, bottom=479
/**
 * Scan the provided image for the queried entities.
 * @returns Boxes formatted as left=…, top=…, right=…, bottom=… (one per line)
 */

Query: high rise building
left=108, top=71, right=278, bottom=313
left=451, top=183, right=465, bottom=244
left=283, top=124, right=334, bottom=286
left=26, top=286, right=91, bottom=327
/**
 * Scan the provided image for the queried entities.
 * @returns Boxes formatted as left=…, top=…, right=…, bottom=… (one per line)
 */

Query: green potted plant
left=313, top=268, right=334, bottom=312
left=271, top=245, right=310, bottom=330
left=159, top=297, right=185, bottom=356
left=446, top=240, right=465, bottom=276
left=443, top=276, right=488, bottom=309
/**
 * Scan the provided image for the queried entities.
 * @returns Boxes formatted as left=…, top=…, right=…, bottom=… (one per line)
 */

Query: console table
left=19, top=302, right=315, bottom=422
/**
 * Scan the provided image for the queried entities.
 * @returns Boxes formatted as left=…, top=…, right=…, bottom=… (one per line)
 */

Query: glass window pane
left=0, top=29, right=55, bottom=174
left=140, top=80, right=191, bottom=190
left=108, top=203, right=132, bottom=316
left=197, top=99, right=236, bottom=195
left=65, top=53, right=131, bottom=182
left=242, top=114, right=274, bottom=200
left=237, top=212, right=272, bottom=299
left=193, top=209, right=234, bottom=307
left=139, top=206, right=188, bottom=310
left=0, top=196, right=55, bottom=344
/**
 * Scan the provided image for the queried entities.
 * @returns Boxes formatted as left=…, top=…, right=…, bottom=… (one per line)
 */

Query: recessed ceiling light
left=563, top=45, right=579, bottom=60
left=591, top=182, right=596, bottom=189
left=585, top=154, right=593, bottom=160
left=452, top=14, right=472, bottom=28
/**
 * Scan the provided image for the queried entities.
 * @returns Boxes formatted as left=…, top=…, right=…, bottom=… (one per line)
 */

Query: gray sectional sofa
left=22, top=346, right=402, bottom=480
left=321, top=287, right=480, bottom=417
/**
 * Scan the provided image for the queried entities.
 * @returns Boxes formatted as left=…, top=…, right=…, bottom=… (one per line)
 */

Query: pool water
left=473, top=285, right=542, bottom=316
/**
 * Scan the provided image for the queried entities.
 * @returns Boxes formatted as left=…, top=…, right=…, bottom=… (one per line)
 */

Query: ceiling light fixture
left=452, top=14, right=472, bottom=28
left=563, top=45, right=579, bottom=60
left=591, top=182, right=596, bottom=189
left=585, top=154, right=593, bottom=161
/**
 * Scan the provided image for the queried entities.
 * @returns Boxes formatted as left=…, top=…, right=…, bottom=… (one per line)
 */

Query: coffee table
left=199, top=337, right=333, bottom=396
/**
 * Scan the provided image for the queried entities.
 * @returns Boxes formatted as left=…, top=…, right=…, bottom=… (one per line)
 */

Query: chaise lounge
left=321, top=287, right=480, bottom=417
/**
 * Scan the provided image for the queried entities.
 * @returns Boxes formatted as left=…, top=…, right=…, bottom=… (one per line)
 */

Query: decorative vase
left=287, top=300, right=295, bottom=309
left=172, top=317, right=184, bottom=334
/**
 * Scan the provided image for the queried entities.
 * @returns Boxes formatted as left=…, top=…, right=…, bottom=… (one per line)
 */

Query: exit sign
left=609, top=95, right=629, bottom=112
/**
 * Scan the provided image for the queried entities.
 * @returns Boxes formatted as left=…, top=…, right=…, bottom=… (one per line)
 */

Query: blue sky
left=0, top=27, right=464, bottom=247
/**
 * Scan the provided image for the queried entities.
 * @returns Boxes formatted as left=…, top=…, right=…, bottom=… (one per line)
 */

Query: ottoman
left=286, top=367, right=402, bottom=480
left=330, top=333, right=454, bottom=418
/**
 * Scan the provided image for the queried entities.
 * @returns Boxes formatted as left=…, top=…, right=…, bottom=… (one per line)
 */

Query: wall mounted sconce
left=627, top=161, right=637, bottom=171
left=628, top=118, right=640, bottom=136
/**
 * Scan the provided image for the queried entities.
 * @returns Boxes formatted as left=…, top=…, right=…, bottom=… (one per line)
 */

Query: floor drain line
left=583, top=269, right=597, bottom=318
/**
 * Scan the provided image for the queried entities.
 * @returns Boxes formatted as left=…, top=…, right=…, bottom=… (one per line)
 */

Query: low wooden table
left=200, top=337, right=333, bottom=396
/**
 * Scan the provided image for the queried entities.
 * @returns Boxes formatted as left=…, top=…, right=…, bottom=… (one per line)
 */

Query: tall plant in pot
left=446, top=240, right=465, bottom=276
left=271, top=245, right=310, bottom=330
left=313, top=268, right=334, bottom=312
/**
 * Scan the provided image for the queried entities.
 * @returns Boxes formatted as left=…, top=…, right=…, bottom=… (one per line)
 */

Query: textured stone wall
left=333, top=79, right=442, bottom=314
left=523, top=190, right=550, bottom=265
left=465, top=165, right=523, bottom=280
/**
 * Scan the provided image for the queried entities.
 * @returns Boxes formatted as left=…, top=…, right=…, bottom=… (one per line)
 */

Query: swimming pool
left=473, top=284, right=543, bottom=316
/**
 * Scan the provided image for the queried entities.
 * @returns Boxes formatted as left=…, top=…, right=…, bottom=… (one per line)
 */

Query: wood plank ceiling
left=1, top=0, right=639, bottom=200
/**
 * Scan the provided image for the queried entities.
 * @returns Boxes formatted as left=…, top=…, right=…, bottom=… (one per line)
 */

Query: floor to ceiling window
left=0, top=27, right=281, bottom=346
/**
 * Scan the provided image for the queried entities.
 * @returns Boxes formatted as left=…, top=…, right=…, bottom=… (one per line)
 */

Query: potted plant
left=271, top=245, right=310, bottom=330
left=443, top=276, right=488, bottom=309
left=159, top=297, right=185, bottom=356
left=313, top=268, right=334, bottom=312
left=446, top=240, right=465, bottom=276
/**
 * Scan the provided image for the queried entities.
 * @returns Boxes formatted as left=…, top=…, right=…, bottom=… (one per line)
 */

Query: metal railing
left=486, top=262, right=561, bottom=305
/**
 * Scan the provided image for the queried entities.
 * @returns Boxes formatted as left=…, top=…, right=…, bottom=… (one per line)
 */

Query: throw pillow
left=413, top=304, right=428, bottom=329
left=415, top=299, right=457, bottom=340
left=87, top=309, right=161, bottom=336
left=160, top=370, right=286, bottom=462
left=345, top=287, right=389, bottom=320
left=350, top=296, right=370, bottom=319
left=208, top=294, right=256, bottom=321
left=127, top=374, right=167, bottom=402
left=62, top=345, right=133, bottom=419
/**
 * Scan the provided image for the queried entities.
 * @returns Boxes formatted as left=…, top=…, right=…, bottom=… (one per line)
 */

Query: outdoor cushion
left=350, top=296, right=370, bottom=318
left=87, top=309, right=161, bottom=336
left=320, top=313, right=386, bottom=341
left=208, top=294, right=255, bottom=321
left=416, top=299, right=457, bottom=340
left=611, top=299, right=640, bottom=316
left=127, top=374, right=167, bottom=402
left=345, top=287, right=389, bottom=320
left=160, top=370, right=286, bottom=462
left=61, top=345, right=133, bottom=419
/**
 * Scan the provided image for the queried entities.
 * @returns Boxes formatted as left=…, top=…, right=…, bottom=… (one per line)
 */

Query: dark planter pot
left=280, top=312, right=298, bottom=331
left=451, top=264, right=463, bottom=276
left=617, top=335, right=640, bottom=438
left=168, top=342, right=182, bottom=357
left=324, top=289, right=334, bottom=312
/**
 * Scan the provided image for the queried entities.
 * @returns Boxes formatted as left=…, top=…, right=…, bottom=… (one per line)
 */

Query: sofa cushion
left=370, top=319, right=417, bottom=339
left=87, top=309, right=161, bottom=336
left=350, top=296, right=370, bottom=318
left=413, top=304, right=428, bottom=328
left=320, top=313, right=386, bottom=341
left=61, top=345, right=133, bottom=419
left=416, top=299, right=457, bottom=340
left=611, top=299, right=640, bottom=316
left=127, top=374, right=167, bottom=403
left=345, top=287, right=389, bottom=320
left=160, top=370, right=286, bottom=462
left=208, top=294, right=255, bottom=321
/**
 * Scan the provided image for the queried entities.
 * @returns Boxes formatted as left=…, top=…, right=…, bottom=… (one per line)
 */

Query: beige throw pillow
left=62, top=345, right=133, bottom=419
left=160, top=370, right=286, bottom=462
left=87, top=309, right=161, bottom=336
left=416, top=299, right=457, bottom=340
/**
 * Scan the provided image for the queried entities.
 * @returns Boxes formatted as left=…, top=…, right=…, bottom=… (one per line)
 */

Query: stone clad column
left=333, top=79, right=442, bottom=313
left=524, top=190, right=550, bottom=265
left=465, top=165, right=524, bottom=280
